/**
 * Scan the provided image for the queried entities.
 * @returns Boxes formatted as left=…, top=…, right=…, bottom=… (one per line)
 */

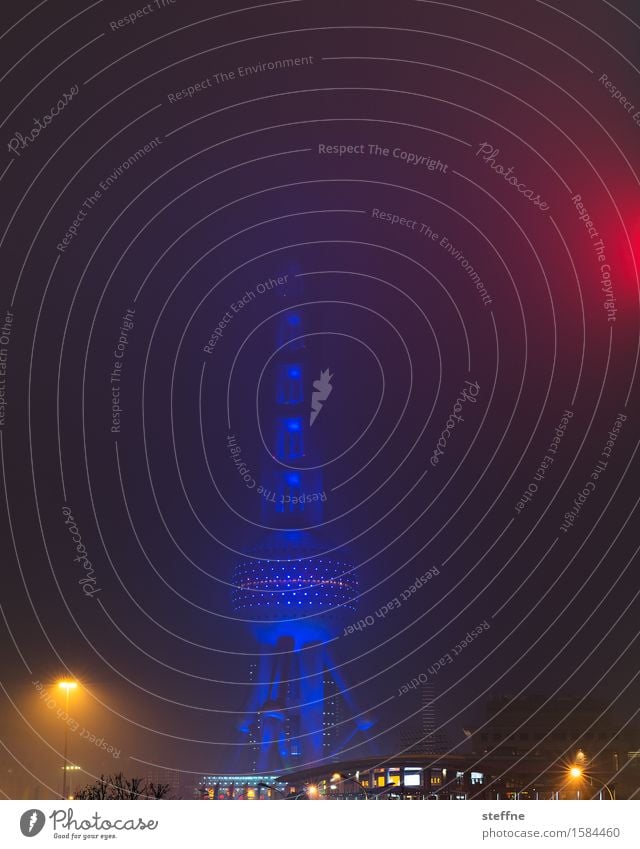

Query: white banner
left=1, top=800, right=639, bottom=848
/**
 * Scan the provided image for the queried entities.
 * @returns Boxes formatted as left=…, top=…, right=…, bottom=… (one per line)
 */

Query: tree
left=73, top=772, right=170, bottom=800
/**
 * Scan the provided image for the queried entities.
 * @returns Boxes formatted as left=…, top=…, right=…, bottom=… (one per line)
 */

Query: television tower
left=232, top=281, right=372, bottom=773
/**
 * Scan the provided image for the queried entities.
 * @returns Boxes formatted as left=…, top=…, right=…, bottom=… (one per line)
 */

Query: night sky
left=1, top=0, right=639, bottom=798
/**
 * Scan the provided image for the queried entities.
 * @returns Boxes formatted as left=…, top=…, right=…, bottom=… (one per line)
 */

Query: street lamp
left=57, top=681, right=78, bottom=799
left=62, top=765, right=81, bottom=800
left=256, top=782, right=286, bottom=799
left=287, top=784, right=319, bottom=799
left=256, top=781, right=312, bottom=800
left=254, top=780, right=327, bottom=800
left=372, top=782, right=400, bottom=799
left=331, top=772, right=370, bottom=799
left=567, top=765, right=615, bottom=800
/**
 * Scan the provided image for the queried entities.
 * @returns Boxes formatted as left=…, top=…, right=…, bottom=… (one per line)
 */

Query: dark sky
left=1, top=0, right=639, bottom=798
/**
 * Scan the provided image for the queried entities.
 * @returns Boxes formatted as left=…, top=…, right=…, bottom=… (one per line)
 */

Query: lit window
left=277, top=363, right=303, bottom=404
left=276, top=418, right=303, bottom=459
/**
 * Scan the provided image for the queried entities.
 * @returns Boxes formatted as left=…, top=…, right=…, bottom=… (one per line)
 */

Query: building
left=198, top=774, right=287, bottom=800
left=469, top=694, right=632, bottom=760
left=254, top=695, right=640, bottom=799
left=466, top=694, right=640, bottom=799
left=398, top=682, right=449, bottom=755
left=322, top=677, right=343, bottom=755
left=279, top=747, right=640, bottom=799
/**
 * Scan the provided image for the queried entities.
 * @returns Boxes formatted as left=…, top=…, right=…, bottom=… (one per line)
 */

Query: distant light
left=288, top=367, right=301, bottom=379
left=286, top=419, right=301, bottom=431
left=287, top=313, right=301, bottom=325
left=58, top=681, right=78, bottom=690
left=569, top=766, right=582, bottom=779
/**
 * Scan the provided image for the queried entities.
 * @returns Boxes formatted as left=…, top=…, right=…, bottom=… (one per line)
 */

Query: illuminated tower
left=233, top=282, right=371, bottom=773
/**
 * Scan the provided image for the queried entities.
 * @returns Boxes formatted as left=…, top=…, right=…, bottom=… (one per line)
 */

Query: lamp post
left=256, top=781, right=317, bottom=799
left=286, top=784, right=318, bottom=799
left=598, top=782, right=616, bottom=801
left=58, top=681, right=77, bottom=799
left=256, top=781, right=285, bottom=799
left=568, top=765, right=615, bottom=800
left=331, top=772, right=370, bottom=799
left=372, top=782, right=399, bottom=799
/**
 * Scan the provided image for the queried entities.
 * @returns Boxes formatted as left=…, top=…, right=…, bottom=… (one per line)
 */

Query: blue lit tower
left=232, top=281, right=371, bottom=773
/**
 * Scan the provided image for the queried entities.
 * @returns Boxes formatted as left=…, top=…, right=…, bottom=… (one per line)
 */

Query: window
left=276, top=418, right=303, bottom=459
left=277, top=363, right=303, bottom=404
left=277, top=472, right=304, bottom=514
